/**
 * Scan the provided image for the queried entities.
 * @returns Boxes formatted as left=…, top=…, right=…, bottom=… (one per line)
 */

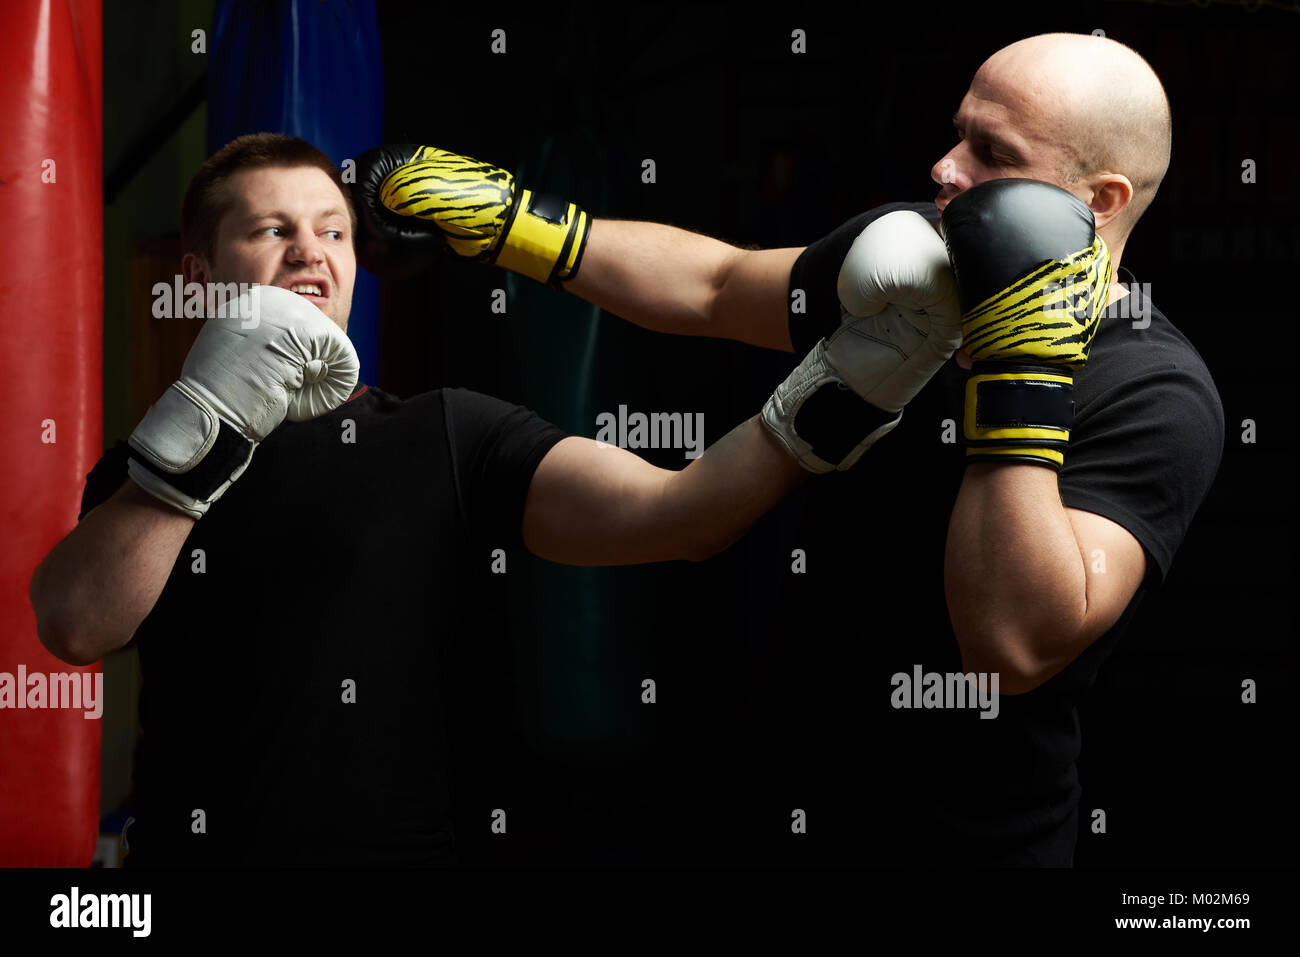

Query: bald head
left=980, top=33, right=1171, bottom=231
left=935, top=32, right=1171, bottom=254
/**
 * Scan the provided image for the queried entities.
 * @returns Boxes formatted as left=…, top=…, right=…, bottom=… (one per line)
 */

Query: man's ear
left=181, top=252, right=210, bottom=285
left=1087, top=173, right=1133, bottom=231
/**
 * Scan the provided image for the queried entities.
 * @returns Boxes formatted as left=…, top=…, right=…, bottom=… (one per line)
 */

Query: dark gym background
left=101, top=0, right=1298, bottom=866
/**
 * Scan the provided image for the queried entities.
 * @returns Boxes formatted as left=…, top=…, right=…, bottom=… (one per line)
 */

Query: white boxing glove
left=127, top=284, right=360, bottom=518
left=762, top=210, right=962, bottom=472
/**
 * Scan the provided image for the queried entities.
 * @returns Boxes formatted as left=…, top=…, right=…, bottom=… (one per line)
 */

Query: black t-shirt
left=79, top=385, right=566, bottom=866
left=782, top=202, right=1224, bottom=865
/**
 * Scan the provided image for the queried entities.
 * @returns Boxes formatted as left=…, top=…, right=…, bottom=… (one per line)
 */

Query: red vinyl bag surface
left=0, top=0, right=104, bottom=866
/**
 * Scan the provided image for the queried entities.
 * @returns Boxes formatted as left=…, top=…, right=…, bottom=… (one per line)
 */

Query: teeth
left=289, top=283, right=323, bottom=296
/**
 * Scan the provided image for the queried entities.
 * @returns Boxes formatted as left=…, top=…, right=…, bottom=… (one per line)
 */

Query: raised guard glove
left=127, top=285, right=359, bottom=518
left=940, top=178, right=1111, bottom=470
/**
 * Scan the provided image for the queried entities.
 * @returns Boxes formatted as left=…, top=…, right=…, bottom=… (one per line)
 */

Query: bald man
left=363, top=32, right=1223, bottom=864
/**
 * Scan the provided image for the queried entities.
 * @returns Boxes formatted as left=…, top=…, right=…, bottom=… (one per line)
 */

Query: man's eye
left=326, top=230, right=343, bottom=240
left=260, top=226, right=283, bottom=237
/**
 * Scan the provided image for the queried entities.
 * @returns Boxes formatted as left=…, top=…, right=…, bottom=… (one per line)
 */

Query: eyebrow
left=952, top=113, right=1023, bottom=160
left=241, top=207, right=350, bottom=225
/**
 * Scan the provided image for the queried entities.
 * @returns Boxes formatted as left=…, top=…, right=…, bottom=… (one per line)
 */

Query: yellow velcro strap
left=495, top=189, right=589, bottom=285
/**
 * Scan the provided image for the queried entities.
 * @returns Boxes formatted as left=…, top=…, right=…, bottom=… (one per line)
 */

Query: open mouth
left=288, top=283, right=326, bottom=298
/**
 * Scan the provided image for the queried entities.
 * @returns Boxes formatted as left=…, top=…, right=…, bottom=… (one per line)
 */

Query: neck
left=1103, top=236, right=1126, bottom=305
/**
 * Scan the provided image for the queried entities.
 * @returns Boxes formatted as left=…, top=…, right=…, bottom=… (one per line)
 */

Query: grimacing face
left=182, top=165, right=356, bottom=331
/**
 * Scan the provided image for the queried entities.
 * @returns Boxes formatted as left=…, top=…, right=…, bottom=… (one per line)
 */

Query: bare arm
left=944, top=463, right=1148, bottom=694
left=523, top=416, right=809, bottom=565
left=562, top=219, right=802, bottom=352
left=30, top=479, right=195, bottom=665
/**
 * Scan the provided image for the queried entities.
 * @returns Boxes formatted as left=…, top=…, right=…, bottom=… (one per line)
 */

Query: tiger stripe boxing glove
left=352, top=144, right=590, bottom=285
left=939, top=178, right=1112, bottom=470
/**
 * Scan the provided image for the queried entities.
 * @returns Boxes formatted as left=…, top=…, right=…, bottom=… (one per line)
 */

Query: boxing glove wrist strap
left=494, top=189, right=591, bottom=286
left=127, top=384, right=256, bottom=519
left=963, top=361, right=1073, bottom=470
left=129, top=420, right=252, bottom=498
left=762, top=339, right=902, bottom=473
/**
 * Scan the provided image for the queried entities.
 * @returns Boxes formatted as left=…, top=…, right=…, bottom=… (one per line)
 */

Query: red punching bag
left=0, top=0, right=103, bottom=866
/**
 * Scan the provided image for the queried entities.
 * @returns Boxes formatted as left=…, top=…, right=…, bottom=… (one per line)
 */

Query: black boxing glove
left=352, top=144, right=590, bottom=284
left=940, top=178, right=1112, bottom=470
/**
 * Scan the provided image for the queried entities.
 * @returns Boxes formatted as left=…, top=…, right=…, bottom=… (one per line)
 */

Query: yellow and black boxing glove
left=351, top=144, right=591, bottom=285
left=940, top=178, right=1112, bottom=470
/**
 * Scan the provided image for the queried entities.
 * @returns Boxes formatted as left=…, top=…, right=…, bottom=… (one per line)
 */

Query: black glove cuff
left=965, top=362, right=1074, bottom=442
left=128, top=420, right=253, bottom=501
left=794, top=382, right=899, bottom=464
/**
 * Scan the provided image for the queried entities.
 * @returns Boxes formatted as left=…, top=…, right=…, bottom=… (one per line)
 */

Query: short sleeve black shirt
left=80, top=385, right=566, bottom=866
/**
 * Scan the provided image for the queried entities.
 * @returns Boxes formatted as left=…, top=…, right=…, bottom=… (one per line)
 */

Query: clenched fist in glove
left=939, top=178, right=1111, bottom=470
left=127, top=285, right=360, bottom=518
left=352, top=143, right=590, bottom=285
left=762, top=210, right=964, bottom=472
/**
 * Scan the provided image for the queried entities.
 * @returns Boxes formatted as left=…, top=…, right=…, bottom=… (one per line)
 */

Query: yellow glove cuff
left=963, top=365, right=1073, bottom=470
left=494, top=188, right=591, bottom=285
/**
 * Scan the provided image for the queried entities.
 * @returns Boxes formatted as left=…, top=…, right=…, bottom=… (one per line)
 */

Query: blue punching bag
left=207, top=0, right=384, bottom=386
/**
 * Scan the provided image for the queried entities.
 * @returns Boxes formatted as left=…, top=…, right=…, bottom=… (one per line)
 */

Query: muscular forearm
left=563, top=219, right=739, bottom=332
left=943, top=463, right=1088, bottom=690
left=524, top=417, right=809, bottom=566
left=661, top=415, right=810, bottom=561
left=562, top=219, right=799, bottom=350
left=30, top=479, right=194, bottom=664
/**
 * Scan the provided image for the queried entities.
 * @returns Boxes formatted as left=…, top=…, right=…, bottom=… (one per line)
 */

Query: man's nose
left=288, top=231, right=326, bottom=264
left=931, top=148, right=966, bottom=189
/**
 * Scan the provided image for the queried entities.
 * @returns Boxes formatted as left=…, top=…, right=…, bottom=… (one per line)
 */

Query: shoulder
left=440, top=387, right=568, bottom=449
left=794, top=201, right=939, bottom=275
left=1062, top=288, right=1225, bottom=581
left=1079, top=287, right=1223, bottom=426
left=366, top=386, right=547, bottom=444
left=441, top=389, right=568, bottom=537
left=441, top=386, right=536, bottom=423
